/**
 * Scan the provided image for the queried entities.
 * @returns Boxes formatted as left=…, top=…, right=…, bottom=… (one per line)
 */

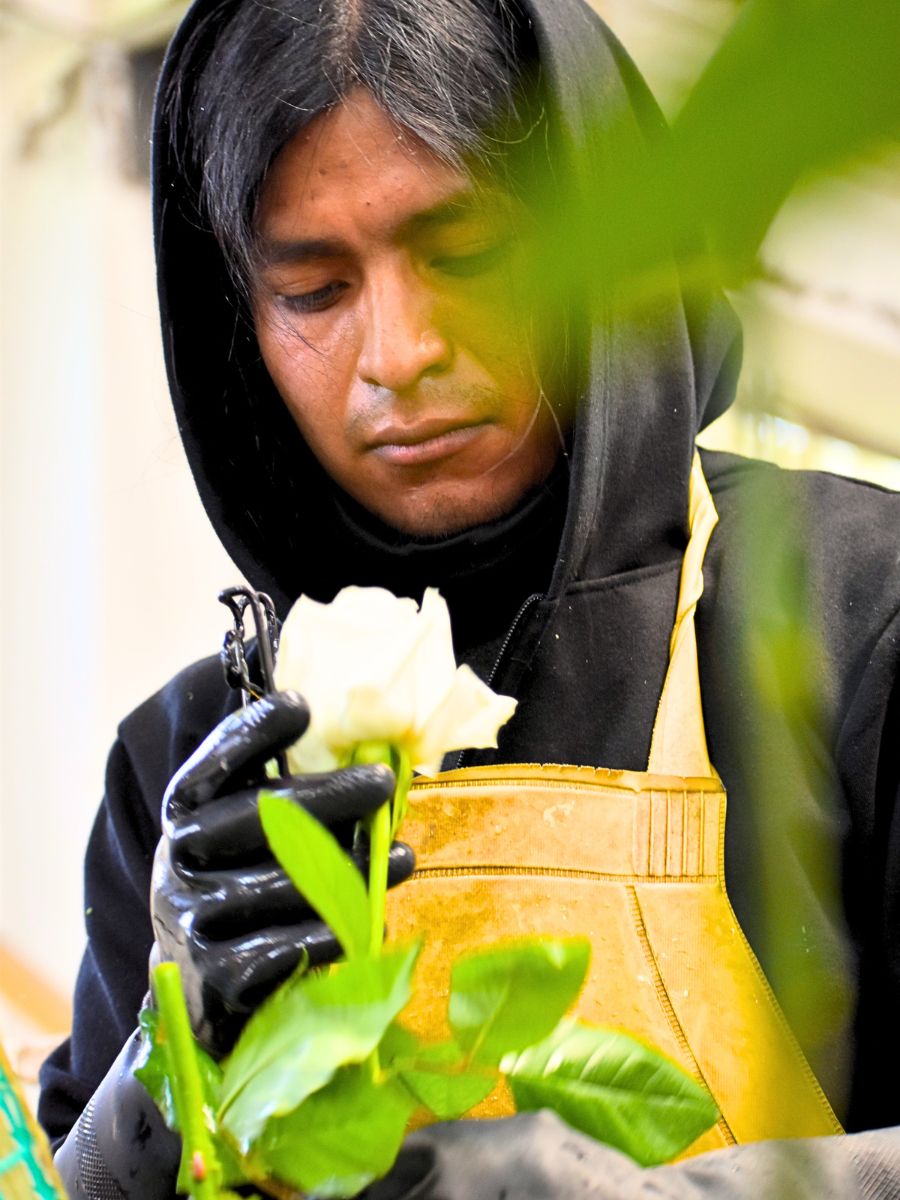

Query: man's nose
left=357, top=263, right=452, bottom=392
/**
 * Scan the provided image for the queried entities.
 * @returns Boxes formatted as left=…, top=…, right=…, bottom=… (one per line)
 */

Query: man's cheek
left=467, top=326, right=537, bottom=390
left=453, top=294, right=535, bottom=368
left=261, top=327, right=341, bottom=396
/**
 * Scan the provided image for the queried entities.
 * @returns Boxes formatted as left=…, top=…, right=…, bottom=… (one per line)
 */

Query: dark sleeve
left=842, top=600, right=900, bottom=1131
left=701, top=459, right=900, bottom=1130
left=37, top=735, right=160, bottom=1145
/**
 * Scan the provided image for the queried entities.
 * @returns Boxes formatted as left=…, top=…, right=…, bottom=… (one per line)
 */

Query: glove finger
left=349, top=841, right=416, bottom=888
left=205, top=921, right=340, bottom=1014
left=286, top=763, right=396, bottom=825
left=387, top=841, right=416, bottom=887
left=170, top=764, right=395, bottom=863
left=183, top=840, right=412, bottom=937
left=165, top=691, right=310, bottom=821
left=187, top=865, right=314, bottom=937
left=170, top=787, right=274, bottom=866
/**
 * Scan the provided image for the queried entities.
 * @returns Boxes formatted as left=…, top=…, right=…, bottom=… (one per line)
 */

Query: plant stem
left=152, top=963, right=223, bottom=1200
left=367, top=801, right=391, bottom=956
left=390, top=748, right=413, bottom=840
left=350, top=741, right=395, bottom=958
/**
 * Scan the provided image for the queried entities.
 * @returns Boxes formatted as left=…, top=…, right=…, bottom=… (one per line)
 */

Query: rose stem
left=352, top=741, right=395, bottom=957
left=367, top=802, right=391, bottom=956
left=390, top=748, right=412, bottom=840
left=152, top=962, right=223, bottom=1200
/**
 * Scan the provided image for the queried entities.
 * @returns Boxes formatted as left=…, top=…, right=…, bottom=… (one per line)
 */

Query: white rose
left=274, top=586, right=517, bottom=776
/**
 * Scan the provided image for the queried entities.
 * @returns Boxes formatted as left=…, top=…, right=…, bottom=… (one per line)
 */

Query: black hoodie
left=41, top=0, right=900, bottom=1172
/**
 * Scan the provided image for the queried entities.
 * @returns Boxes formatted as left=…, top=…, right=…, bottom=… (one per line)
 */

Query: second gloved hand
left=151, top=689, right=415, bottom=1057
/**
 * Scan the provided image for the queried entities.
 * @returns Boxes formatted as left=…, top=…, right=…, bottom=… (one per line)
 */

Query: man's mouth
left=367, top=420, right=488, bottom=466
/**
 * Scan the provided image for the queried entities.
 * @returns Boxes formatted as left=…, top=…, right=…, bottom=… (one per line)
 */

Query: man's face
left=252, top=90, right=560, bottom=536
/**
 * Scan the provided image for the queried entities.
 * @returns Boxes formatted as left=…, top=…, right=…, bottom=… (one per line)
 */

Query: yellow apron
left=385, top=455, right=842, bottom=1155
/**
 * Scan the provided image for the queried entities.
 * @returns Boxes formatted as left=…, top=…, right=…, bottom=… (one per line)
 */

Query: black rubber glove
left=54, top=1028, right=182, bottom=1200
left=151, top=689, right=415, bottom=1057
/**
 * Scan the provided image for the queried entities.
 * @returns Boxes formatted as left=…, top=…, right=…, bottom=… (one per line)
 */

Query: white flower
left=274, top=586, right=517, bottom=776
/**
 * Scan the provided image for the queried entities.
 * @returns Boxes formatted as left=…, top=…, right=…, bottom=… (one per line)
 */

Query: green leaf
left=379, top=1028, right=496, bottom=1117
left=503, top=1020, right=718, bottom=1166
left=258, top=791, right=371, bottom=961
left=398, top=1064, right=495, bottom=1121
left=135, top=1008, right=176, bottom=1127
left=220, top=943, right=421, bottom=1148
left=379, top=1021, right=422, bottom=1066
left=255, top=1065, right=417, bottom=1198
left=135, top=1007, right=247, bottom=1190
left=448, top=938, right=590, bottom=1066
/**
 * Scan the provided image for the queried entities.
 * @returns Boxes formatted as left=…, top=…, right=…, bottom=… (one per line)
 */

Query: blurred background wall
left=0, top=0, right=236, bottom=1092
left=1, top=0, right=898, bottom=1099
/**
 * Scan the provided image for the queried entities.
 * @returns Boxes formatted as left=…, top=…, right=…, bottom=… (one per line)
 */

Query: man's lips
left=366, top=420, right=488, bottom=466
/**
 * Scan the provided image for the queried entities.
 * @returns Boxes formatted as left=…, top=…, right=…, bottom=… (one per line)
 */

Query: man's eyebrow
left=257, top=193, right=509, bottom=265
left=257, top=237, right=347, bottom=266
left=405, top=191, right=506, bottom=233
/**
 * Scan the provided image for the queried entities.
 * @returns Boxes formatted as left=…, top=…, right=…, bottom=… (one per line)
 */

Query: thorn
left=191, top=1151, right=207, bottom=1181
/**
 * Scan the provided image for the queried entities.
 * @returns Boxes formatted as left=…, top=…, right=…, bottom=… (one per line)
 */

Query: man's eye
left=278, top=281, right=348, bottom=313
left=432, top=241, right=512, bottom=278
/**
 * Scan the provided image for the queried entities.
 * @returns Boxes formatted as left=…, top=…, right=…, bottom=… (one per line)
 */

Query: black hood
left=152, top=0, right=741, bottom=616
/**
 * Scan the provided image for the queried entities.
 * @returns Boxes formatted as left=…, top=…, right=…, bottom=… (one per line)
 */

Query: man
left=41, top=0, right=900, bottom=1195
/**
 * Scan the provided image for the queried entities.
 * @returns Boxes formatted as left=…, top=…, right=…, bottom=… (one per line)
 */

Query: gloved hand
left=54, top=1028, right=183, bottom=1200
left=151, top=688, right=415, bottom=1057
left=56, top=690, right=414, bottom=1199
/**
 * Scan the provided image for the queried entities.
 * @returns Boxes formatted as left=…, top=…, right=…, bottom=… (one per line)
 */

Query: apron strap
left=647, top=453, right=719, bottom=777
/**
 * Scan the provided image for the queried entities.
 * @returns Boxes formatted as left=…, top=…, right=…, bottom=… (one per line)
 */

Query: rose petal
left=412, top=665, right=517, bottom=775
left=412, top=589, right=459, bottom=714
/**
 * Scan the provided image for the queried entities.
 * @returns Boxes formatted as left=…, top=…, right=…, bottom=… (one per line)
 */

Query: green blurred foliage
left=672, top=0, right=900, bottom=276
left=541, top=0, right=900, bottom=304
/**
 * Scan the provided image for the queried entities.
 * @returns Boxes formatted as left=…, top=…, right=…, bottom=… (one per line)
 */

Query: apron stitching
left=408, top=866, right=717, bottom=883
left=700, top=791, right=706, bottom=878
left=626, top=883, right=737, bottom=1147
left=681, top=794, right=689, bottom=876
left=720, top=913, right=845, bottom=1135
left=410, top=773, right=723, bottom=794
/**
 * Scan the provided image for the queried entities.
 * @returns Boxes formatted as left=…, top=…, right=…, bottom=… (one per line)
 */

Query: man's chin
left=346, top=439, right=563, bottom=538
left=367, top=486, right=525, bottom=540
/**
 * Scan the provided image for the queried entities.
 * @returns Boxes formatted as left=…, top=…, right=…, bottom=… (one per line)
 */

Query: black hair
left=164, top=0, right=544, bottom=293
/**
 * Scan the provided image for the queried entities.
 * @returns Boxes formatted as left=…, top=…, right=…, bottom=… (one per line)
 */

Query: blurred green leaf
left=258, top=791, right=371, bottom=961
left=503, top=1019, right=718, bottom=1166
left=219, top=943, right=420, bottom=1148
left=379, top=1021, right=423, bottom=1065
left=381, top=1027, right=497, bottom=1119
left=669, top=0, right=900, bottom=271
left=536, top=0, right=900, bottom=308
left=398, top=1062, right=495, bottom=1121
left=393, top=1038, right=497, bottom=1119
left=255, top=1065, right=416, bottom=1198
left=448, top=937, right=590, bottom=1066
left=723, top=476, right=855, bottom=1073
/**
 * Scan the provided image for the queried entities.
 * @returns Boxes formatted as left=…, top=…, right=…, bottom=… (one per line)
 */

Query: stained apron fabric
left=385, top=455, right=841, bottom=1153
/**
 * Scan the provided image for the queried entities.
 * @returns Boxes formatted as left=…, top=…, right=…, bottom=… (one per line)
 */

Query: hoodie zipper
left=449, top=591, right=544, bottom=772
